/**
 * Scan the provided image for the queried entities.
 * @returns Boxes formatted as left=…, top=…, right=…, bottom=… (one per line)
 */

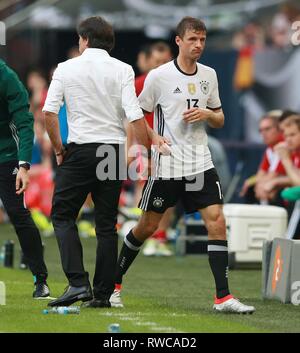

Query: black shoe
left=33, top=282, right=50, bottom=299
left=81, top=298, right=111, bottom=308
left=48, top=285, right=93, bottom=307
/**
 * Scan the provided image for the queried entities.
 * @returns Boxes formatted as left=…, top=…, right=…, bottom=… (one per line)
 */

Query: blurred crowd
left=232, top=2, right=300, bottom=91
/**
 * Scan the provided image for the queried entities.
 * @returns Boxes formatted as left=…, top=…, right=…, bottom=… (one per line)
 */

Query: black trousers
left=0, top=160, right=48, bottom=277
left=51, top=143, right=123, bottom=300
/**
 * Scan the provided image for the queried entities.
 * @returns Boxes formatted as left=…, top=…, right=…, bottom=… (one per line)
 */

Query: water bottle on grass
left=43, top=306, right=80, bottom=315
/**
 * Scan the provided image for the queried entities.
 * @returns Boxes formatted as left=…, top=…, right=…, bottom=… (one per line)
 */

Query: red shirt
left=135, top=73, right=153, bottom=128
left=259, top=146, right=286, bottom=174
left=291, top=150, right=300, bottom=168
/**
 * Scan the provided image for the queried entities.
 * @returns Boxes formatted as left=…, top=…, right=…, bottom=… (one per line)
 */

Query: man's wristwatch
left=19, top=162, right=30, bottom=171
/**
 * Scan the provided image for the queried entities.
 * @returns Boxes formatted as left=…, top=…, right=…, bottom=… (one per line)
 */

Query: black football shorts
left=139, top=168, right=223, bottom=214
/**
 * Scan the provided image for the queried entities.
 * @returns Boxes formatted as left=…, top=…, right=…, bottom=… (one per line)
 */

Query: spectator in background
left=260, top=114, right=300, bottom=201
left=269, top=12, right=292, bottom=49
left=240, top=110, right=284, bottom=204
left=274, top=114, right=300, bottom=240
left=67, top=46, right=80, bottom=59
left=278, top=109, right=299, bottom=130
left=24, top=69, right=54, bottom=235
left=134, top=42, right=173, bottom=131
left=274, top=115, right=300, bottom=186
left=232, top=21, right=265, bottom=91
left=27, top=69, right=52, bottom=165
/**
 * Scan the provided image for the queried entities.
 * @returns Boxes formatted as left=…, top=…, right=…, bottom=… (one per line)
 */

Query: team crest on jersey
left=200, top=80, right=209, bottom=95
left=153, top=197, right=164, bottom=208
left=188, top=83, right=196, bottom=95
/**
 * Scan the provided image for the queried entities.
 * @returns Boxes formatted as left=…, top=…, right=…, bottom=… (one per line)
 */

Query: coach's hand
left=55, top=146, right=67, bottom=166
left=183, top=107, right=211, bottom=123
left=16, top=168, right=29, bottom=195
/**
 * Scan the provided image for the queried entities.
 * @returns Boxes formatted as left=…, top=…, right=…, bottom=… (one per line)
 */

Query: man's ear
left=175, top=35, right=181, bottom=47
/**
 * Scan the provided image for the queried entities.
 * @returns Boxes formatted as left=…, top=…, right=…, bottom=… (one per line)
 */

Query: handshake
left=153, top=135, right=172, bottom=156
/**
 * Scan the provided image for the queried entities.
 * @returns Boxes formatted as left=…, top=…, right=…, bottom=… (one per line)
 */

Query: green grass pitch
left=0, top=223, right=299, bottom=333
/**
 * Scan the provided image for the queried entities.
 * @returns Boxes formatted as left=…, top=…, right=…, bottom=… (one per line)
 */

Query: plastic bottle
left=19, top=249, right=28, bottom=270
left=42, top=306, right=80, bottom=315
left=0, top=245, right=5, bottom=265
left=4, top=240, right=14, bottom=268
left=108, top=323, right=121, bottom=333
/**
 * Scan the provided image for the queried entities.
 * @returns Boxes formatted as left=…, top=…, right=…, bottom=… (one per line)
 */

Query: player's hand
left=16, top=168, right=29, bottom=195
left=263, top=180, right=276, bottom=193
left=152, top=133, right=172, bottom=155
left=183, top=108, right=211, bottom=123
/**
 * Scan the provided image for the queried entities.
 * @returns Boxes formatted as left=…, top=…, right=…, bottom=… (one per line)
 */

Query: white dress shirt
left=43, top=48, right=143, bottom=144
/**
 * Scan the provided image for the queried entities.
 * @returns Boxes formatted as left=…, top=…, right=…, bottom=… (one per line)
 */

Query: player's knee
left=206, top=209, right=226, bottom=233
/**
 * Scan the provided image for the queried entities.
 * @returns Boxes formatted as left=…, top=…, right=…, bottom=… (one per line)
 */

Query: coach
left=43, top=16, right=149, bottom=308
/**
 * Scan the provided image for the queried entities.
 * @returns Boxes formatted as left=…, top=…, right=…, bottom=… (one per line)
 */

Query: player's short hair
left=176, top=17, right=207, bottom=38
left=281, top=115, right=300, bottom=131
left=77, top=16, right=115, bottom=53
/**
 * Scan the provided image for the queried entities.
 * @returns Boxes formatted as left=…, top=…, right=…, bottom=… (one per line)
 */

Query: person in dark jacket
left=0, top=59, right=50, bottom=298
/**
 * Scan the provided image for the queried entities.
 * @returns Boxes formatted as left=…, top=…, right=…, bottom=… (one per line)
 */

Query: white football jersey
left=138, top=59, right=222, bottom=178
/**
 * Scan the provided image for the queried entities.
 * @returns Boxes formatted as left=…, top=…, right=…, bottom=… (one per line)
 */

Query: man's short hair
left=77, top=16, right=115, bottom=53
left=279, top=109, right=299, bottom=123
left=176, top=17, right=207, bottom=38
left=260, top=110, right=282, bottom=126
left=281, top=115, right=300, bottom=131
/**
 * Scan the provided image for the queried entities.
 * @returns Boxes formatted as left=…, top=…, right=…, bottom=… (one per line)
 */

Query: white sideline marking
left=98, top=311, right=184, bottom=333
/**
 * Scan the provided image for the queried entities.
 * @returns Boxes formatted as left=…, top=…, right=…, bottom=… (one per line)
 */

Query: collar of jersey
left=173, top=58, right=198, bottom=76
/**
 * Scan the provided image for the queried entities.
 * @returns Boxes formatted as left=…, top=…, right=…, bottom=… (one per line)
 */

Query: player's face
left=176, top=30, right=206, bottom=61
left=283, top=124, right=300, bottom=150
left=259, top=119, right=279, bottom=145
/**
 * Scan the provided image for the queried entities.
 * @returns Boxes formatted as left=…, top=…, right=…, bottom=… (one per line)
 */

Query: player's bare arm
left=143, top=111, right=172, bottom=155
left=183, top=107, right=224, bottom=128
left=44, top=111, right=65, bottom=165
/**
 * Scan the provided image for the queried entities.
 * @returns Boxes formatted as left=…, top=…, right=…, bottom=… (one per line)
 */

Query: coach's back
left=44, top=48, right=141, bottom=145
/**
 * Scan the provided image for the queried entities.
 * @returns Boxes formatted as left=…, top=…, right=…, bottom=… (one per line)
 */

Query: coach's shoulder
left=58, top=56, right=80, bottom=69
left=110, top=56, right=132, bottom=70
